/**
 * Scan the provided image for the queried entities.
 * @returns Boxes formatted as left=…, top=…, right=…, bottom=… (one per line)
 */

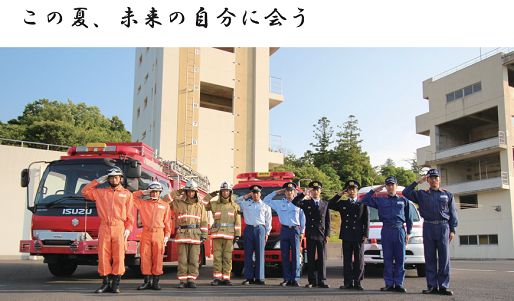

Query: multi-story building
left=415, top=49, right=514, bottom=259
left=131, top=47, right=284, bottom=189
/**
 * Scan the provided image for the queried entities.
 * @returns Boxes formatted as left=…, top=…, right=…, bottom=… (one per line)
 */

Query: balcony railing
left=433, top=47, right=514, bottom=81
left=424, top=131, right=506, bottom=164
left=269, top=134, right=283, bottom=153
left=269, top=76, right=283, bottom=95
left=0, top=138, right=70, bottom=151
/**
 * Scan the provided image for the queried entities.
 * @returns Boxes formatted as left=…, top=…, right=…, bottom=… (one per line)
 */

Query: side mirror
left=21, top=169, right=29, bottom=188
left=126, top=178, right=139, bottom=192
left=103, top=158, right=116, bottom=167
left=126, top=160, right=141, bottom=178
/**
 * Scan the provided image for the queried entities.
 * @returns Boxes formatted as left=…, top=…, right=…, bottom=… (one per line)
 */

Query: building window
left=139, top=54, right=143, bottom=67
left=459, top=194, right=478, bottom=209
left=460, top=234, right=498, bottom=246
left=137, top=85, right=141, bottom=94
left=137, top=107, right=140, bottom=119
left=142, top=131, right=146, bottom=140
left=508, top=69, right=514, bottom=88
left=446, top=82, right=481, bottom=103
left=145, top=73, right=149, bottom=83
left=144, top=97, right=148, bottom=109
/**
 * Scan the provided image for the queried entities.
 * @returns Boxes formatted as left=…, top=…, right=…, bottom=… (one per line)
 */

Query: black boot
left=152, top=275, right=161, bottom=290
left=111, top=275, right=121, bottom=293
left=137, top=275, right=152, bottom=290
left=95, top=275, right=112, bottom=293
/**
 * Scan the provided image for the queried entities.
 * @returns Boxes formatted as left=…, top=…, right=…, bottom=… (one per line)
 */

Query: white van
left=358, top=186, right=426, bottom=277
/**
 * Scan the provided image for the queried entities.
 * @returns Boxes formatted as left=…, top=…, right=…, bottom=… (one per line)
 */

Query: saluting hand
left=373, top=185, right=386, bottom=192
left=210, top=190, right=219, bottom=197
left=243, top=192, right=252, bottom=200
left=416, top=174, right=430, bottom=184
left=275, top=188, right=286, bottom=194
left=338, top=189, right=348, bottom=196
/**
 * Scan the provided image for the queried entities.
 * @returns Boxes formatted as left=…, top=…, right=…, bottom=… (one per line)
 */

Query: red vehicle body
left=19, top=142, right=212, bottom=277
left=231, top=172, right=306, bottom=276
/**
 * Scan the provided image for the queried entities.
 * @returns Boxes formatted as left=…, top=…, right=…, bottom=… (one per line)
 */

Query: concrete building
left=131, top=47, right=284, bottom=188
left=415, top=50, right=514, bottom=259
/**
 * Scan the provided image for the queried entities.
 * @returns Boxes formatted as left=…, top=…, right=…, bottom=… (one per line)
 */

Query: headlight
left=274, top=241, right=281, bottom=249
left=33, top=229, right=51, bottom=238
left=409, top=236, right=423, bottom=244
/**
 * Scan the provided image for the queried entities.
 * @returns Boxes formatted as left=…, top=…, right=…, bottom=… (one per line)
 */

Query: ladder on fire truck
left=183, top=47, right=199, bottom=168
left=161, top=159, right=210, bottom=192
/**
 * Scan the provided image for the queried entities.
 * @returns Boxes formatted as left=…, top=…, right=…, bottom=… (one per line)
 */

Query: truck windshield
left=368, top=202, right=421, bottom=222
left=35, top=163, right=113, bottom=206
left=233, top=187, right=285, bottom=217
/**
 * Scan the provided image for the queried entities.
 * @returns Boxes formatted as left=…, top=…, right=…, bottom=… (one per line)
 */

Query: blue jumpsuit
left=361, top=190, right=413, bottom=287
left=402, top=182, right=458, bottom=289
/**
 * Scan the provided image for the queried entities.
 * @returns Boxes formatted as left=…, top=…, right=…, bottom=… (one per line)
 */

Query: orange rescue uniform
left=82, top=180, right=134, bottom=276
left=133, top=191, right=172, bottom=276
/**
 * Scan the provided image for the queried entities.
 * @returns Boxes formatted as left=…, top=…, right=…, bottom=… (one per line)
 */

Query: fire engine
left=231, top=171, right=306, bottom=276
left=19, top=142, right=212, bottom=277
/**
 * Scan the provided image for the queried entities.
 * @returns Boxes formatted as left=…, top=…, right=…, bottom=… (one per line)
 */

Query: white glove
left=124, top=230, right=130, bottom=239
left=141, top=190, right=150, bottom=195
left=97, top=175, right=108, bottom=184
left=164, top=237, right=169, bottom=246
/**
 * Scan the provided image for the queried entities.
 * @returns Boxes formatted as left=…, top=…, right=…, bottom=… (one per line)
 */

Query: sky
left=0, top=47, right=504, bottom=169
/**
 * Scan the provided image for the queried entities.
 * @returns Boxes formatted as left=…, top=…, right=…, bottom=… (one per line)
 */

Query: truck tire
left=129, top=265, right=143, bottom=277
left=47, top=262, right=77, bottom=277
left=232, top=262, right=244, bottom=276
left=417, top=264, right=426, bottom=277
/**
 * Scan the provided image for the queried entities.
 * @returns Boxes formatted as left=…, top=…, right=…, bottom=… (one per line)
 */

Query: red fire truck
left=231, top=171, right=306, bottom=276
left=19, top=142, right=212, bottom=277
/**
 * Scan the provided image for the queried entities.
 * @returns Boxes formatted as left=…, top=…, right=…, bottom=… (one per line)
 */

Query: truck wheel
left=417, top=264, right=426, bottom=277
left=232, top=262, right=244, bottom=276
left=47, top=262, right=77, bottom=277
left=129, top=265, right=143, bottom=278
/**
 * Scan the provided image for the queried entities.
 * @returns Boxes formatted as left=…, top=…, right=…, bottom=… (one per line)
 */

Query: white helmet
left=106, top=166, right=123, bottom=177
left=147, top=182, right=163, bottom=192
left=184, top=180, right=198, bottom=191
left=220, top=181, right=232, bottom=190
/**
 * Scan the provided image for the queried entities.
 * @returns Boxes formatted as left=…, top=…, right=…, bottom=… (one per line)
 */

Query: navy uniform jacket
left=292, top=193, right=331, bottom=241
left=328, top=195, right=370, bottom=241
left=402, top=182, right=458, bottom=233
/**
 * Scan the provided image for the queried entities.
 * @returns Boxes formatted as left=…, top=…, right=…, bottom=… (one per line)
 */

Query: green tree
left=305, top=117, right=334, bottom=168
left=0, top=99, right=131, bottom=148
left=378, top=158, right=418, bottom=187
left=332, top=115, right=378, bottom=186
left=271, top=159, right=342, bottom=200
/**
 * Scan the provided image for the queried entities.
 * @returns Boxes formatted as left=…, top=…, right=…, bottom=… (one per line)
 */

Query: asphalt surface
left=0, top=258, right=513, bottom=300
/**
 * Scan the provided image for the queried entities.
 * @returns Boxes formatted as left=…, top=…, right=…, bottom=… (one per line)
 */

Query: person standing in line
left=81, top=166, right=134, bottom=293
left=361, top=176, right=413, bottom=293
left=202, top=182, right=242, bottom=286
left=263, top=182, right=305, bottom=287
left=163, top=180, right=208, bottom=288
left=235, top=185, right=272, bottom=285
left=132, top=182, right=172, bottom=290
left=402, top=169, right=458, bottom=296
left=291, top=181, right=331, bottom=288
left=328, top=180, right=369, bottom=291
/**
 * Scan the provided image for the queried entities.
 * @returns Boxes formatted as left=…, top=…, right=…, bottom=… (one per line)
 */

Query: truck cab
left=358, top=186, right=426, bottom=277
left=230, top=172, right=306, bottom=276
left=20, top=142, right=212, bottom=276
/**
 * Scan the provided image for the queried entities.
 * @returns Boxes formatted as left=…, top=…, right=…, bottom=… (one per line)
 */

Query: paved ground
left=0, top=259, right=513, bottom=300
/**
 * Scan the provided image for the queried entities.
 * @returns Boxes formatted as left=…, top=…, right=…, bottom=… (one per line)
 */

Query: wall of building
left=0, top=145, right=65, bottom=258
left=419, top=53, right=514, bottom=258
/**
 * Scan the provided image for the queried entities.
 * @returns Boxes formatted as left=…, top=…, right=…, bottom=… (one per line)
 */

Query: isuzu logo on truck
left=62, top=209, right=93, bottom=215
